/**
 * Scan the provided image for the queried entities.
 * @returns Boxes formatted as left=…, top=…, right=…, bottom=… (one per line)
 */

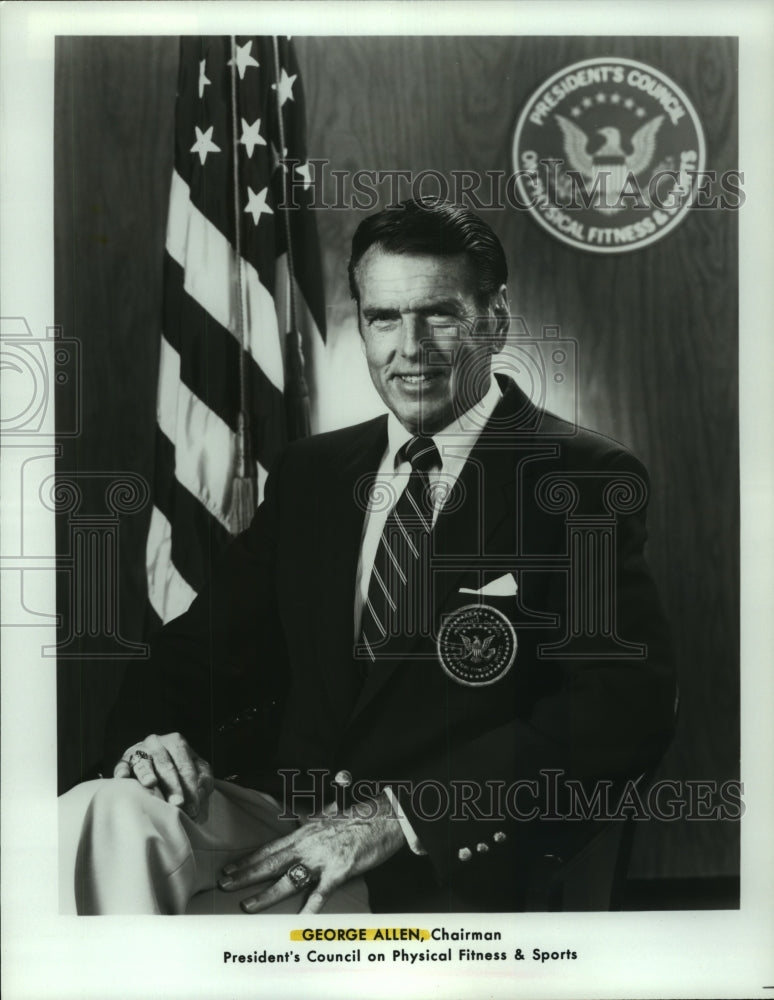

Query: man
left=60, top=198, right=676, bottom=914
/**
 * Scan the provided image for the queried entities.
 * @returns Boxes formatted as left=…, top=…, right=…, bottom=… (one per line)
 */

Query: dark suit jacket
left=105, top=375, right=676, bottom=911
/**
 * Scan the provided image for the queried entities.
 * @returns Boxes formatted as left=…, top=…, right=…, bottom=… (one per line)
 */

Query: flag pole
left=272, top=36, right=311, bottom=440
left=228, top=35, right=257, bottom=532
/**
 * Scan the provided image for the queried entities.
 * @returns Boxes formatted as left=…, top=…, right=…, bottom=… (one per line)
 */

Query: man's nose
left=399, top=316, right=425, bottom=360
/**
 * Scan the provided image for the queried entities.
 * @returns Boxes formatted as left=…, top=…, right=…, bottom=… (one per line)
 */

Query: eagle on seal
left=555, top=113, right=664, bottom=214
left=459, top=633, right=497, bottom=664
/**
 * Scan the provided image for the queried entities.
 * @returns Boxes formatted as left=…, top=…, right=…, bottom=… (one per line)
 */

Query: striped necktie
left=360, top=435, right=440, bottom=662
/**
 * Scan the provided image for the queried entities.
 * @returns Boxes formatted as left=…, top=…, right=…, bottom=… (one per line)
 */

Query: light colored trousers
left=59, top=778, right=370, bottom=915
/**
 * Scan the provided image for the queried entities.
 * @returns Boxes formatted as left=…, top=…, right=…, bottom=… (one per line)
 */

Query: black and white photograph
left=1, top=2, right=772, bottom=999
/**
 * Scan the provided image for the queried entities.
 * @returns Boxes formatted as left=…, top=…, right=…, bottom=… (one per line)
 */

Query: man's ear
left=490, top=284, right=510, bottom=354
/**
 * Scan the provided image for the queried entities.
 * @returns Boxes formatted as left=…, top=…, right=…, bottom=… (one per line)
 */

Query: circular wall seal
left=512, top=57, right=706, bottom=253
left=437, top=603, right=517, bottom=687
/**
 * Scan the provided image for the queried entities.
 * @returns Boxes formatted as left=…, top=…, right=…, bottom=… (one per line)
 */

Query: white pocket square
left=459, top=573, right=518, bottom=597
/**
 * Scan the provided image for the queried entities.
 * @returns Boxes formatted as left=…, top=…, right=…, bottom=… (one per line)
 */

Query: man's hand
left=218, top=793, right=405, bottom=914
left=113, top=732, right=214, bottom=821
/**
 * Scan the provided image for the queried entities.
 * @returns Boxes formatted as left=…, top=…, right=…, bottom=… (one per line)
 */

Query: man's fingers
left=126, top=752, right=159, bottom=791
left=240, top=876, right=299, bottom=913
left=117, top=735, right=215, bottom=820
left=220, top=828, right=300, bottom=884
left=219, top=848, right=289, bottom=890
left=192, top=755, right=215, bottom=818
left=298, top=878, right=334, bottom=915
left=195, top=756, right=215, bottom=799
left=144, top=736, right=186, bottom=809
left=162, top=734, right=202, bottom=810
left=241, top=868, right=324, bottom=914
left=196, top=792, right=210, bottom=824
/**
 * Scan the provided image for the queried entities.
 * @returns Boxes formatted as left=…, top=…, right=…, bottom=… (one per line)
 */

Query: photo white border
left=2, top=2, right=772, bottom=998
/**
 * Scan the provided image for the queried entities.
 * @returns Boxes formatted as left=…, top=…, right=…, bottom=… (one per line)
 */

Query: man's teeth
left=399, top=374, right=432, bottom=382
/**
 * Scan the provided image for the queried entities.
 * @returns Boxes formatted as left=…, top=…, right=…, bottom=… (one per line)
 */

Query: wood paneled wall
left=55, top=35, right=738, bottom=880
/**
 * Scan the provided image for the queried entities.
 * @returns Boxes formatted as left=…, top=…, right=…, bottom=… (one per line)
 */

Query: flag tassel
left=231, top=473, right=257, bottom=534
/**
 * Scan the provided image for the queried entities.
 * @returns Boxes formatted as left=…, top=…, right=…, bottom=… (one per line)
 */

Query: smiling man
left=59, top=198, right=676, bottom=915
left=353, top=224, right=509, bottom=435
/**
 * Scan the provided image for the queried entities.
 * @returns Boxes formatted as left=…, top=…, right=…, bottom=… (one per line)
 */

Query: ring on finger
left=127, top=749, right=152, bottom=769
left=286, top=862, right=315, bottom=890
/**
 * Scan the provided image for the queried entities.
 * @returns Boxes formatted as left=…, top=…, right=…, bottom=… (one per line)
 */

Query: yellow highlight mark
left=290, top=928, right=431, bottom=942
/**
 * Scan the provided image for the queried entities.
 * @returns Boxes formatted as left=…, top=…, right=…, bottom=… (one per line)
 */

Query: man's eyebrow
left=415, top=299, right=464, bottom=315
left=361, top=306, right=400, bottom=320
left=361, top=299, right=464, bottom=318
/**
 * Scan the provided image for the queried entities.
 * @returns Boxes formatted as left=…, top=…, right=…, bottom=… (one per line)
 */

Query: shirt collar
left=386, top=376, right=503, bottom=470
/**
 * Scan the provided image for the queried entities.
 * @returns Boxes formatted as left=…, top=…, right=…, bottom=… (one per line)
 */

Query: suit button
left=476, top=842, right=489, bottom=854
left=493, top=831, right=507, bottom=844
left=333, top=770, right=352, bottom=787
left=458, top=847, right=472, bottom=862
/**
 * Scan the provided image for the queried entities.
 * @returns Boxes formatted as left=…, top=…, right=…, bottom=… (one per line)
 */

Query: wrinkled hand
left=113, top=732, right=214, bottom=821
left=218, top=793, right=405, bottom=914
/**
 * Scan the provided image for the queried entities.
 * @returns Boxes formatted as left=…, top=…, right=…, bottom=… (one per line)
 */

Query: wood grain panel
left=55, top=36, right=179, bottom=792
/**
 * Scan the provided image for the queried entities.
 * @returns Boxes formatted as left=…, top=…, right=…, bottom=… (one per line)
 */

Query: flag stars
left=296, top=161, right=313, bottom=190
left=635, top=107, right=646, bottom=117
left=228, top=40, right=260, bottom=80
left=595, top=92, right=607, bottom=102
left=239, top=117, right=266, bottom=157
left=570, top=106, right=582, bottom=118
left=610, top=92, right=622, bottom=104
left=244, top=186, right=274, bottom=226
left=190, top=125, right=220, bottom=165
left=198, top=59, right=211, bottom=99
left=581, top=96, right=593, bottom=108
left=272, top=67, right=297, bottom=105
left=624, top=97, right=635, bottom=109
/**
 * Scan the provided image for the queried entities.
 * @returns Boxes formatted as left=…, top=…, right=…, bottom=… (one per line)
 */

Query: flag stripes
left=146, top=35, right=325, bottom=626
left=165, top=171, right=286, bottom=393
left=156, top=337, right=262, bottom=529
left=146, top=507, right=199, bottom=625
left=162, top=258, right=286, bottom=460
left=151, top=426, right=233, bottom=568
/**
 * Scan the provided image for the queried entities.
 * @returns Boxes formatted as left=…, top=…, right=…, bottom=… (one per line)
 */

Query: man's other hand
left=113, top=733, right=214, bottom=821
left=217, top=793, right=405, bottom=913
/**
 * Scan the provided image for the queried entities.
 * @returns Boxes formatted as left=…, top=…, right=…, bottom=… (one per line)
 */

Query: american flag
left=146, top=36, right=325, bottom=627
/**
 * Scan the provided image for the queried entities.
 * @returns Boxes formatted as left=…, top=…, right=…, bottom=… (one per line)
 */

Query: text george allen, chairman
left=60, top=198, right=676, bottom=914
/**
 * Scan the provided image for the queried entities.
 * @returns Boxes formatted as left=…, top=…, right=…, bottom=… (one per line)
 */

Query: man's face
left=355, top=248, right=507, bottom=435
